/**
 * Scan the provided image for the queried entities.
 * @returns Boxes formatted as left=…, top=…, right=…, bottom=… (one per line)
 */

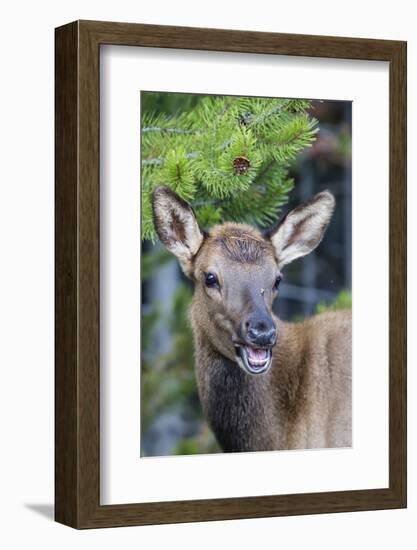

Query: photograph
left=0, top=0, right=410, bottom=541
left=140, top=91, right=352, bottom=457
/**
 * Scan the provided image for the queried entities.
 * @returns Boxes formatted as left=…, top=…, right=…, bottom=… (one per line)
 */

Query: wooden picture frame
left=55, top=20, right=407, bottom=529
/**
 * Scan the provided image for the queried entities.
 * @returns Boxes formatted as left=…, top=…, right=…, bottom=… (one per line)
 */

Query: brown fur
left=209, top=223, right=273, bottom=264
left=152, top=187, right=352, bottom=452
left=191, top=294, right=351, bottom=451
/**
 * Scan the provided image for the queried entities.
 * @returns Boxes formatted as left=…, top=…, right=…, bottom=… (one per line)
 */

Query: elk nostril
left=246, top=319, right=276, bottom=345
left=247, top=326, right=260, bottom=340
left=267, top=327, right=277, bottom=342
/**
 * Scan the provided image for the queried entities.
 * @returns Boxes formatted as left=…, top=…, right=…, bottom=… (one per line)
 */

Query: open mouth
left=236, top=345, right=273, bottom=375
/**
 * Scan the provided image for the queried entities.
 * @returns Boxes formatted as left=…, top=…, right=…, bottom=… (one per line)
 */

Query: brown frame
left=55, top=20, right=407, bottom=529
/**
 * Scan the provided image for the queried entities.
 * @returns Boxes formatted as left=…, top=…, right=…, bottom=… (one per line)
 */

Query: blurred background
left=141, top=94, right=352, bottom=457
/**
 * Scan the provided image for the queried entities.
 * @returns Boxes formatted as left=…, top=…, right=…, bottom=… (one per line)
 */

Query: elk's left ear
left=268, top=191, right=335, bottom=269
left=152, top=186, right=203, bottom=277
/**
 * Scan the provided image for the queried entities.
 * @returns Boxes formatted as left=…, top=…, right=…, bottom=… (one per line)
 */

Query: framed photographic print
left=55, top=20, right=406, bottom=528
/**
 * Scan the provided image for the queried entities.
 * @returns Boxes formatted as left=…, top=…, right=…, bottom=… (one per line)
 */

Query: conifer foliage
left=141, top=94, right=318, bottom=241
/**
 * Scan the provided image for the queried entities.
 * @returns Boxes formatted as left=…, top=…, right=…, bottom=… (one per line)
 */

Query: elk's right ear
left=152, top=186, right=203, bottom=277
left=268, top=191, right=335, bottom=269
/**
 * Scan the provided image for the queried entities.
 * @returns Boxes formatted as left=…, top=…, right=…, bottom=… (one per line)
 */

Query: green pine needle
left=141, top=94, right=318, bottom=241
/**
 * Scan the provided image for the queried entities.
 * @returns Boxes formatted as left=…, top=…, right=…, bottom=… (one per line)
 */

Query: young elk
left=152, top=187, right=352, bottom=452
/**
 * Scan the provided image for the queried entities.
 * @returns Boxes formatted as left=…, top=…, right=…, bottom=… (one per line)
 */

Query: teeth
left=245, top=346, right=268, bottom=365
left=236, top=346, right=272, bottom=375
left=248, top=358, right=267, bottom=365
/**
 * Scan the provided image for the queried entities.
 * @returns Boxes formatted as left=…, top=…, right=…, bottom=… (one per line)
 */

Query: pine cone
left=233, top=156, right=251, bottom=175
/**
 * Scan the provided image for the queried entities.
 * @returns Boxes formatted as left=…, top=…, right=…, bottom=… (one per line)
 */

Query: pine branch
left=142, top=127, right=196, bottom=135
left=141, top=94, right=318, bottom=240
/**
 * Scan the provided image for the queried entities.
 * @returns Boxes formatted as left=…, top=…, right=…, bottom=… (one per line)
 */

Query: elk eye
left=274, top=275, right=282, bottom=290
left=205, top=272, right=219, bottom=288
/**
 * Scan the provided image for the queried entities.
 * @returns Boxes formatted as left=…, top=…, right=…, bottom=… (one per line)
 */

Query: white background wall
left=0, top=0, right=415, bottom=547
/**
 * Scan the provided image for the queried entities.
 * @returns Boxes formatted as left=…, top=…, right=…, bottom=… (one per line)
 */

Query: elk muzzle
left=235, top=314, right=277, bottom=375
left=245, top=316, right=277, bottom=347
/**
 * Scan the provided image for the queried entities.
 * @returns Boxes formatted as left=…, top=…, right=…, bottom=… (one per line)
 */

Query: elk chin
left=235, top=345, right=272, bottom=375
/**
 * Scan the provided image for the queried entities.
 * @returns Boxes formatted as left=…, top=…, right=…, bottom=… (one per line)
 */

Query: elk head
left=152, top=187, right=335, bottom=375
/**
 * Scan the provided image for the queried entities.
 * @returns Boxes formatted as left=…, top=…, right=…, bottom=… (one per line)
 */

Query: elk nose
left=245, top=317, right=277, bottom=347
